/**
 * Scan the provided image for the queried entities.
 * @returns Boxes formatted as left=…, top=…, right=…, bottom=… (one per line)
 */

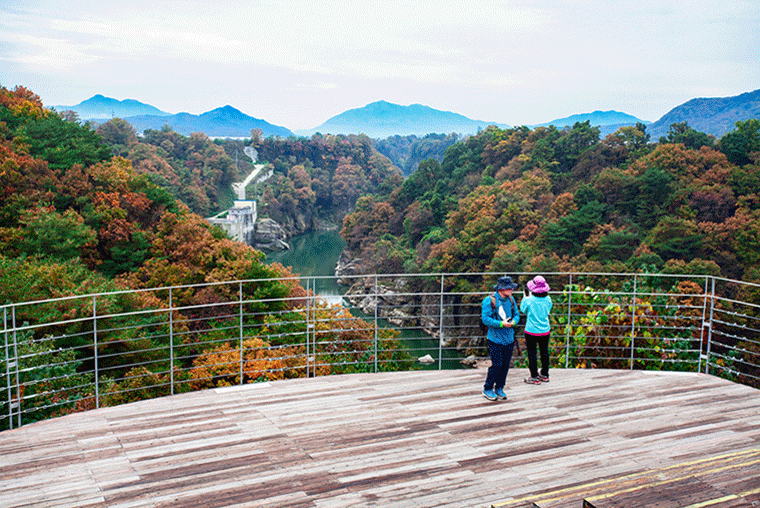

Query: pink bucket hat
left=527, top=275, right=550, bottom=294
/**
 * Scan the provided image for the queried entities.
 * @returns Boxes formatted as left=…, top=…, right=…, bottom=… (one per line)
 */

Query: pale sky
left=1, top=0, right=758, bottom=130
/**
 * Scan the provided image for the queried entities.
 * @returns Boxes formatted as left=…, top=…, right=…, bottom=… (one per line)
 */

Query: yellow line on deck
left=490, top=447, right=760, bottom=508
left=679, top=486, right=760, bottom=508
left=585, top=456, right=760, bottom=503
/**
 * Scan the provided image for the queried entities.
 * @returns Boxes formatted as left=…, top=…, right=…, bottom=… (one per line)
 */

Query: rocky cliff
left=341, top=276, right=485, bottom=353
left=253, top=218, right=290, bottom=251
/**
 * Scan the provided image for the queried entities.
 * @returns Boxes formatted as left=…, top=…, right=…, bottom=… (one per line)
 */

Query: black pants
left=525, top=332, right=550, bottom=378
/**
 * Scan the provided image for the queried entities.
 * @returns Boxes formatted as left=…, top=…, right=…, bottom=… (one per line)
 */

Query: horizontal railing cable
left=2, top=271, right=759, bottom=430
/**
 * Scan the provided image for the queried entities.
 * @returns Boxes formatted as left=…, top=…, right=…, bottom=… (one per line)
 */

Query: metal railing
left=3, top=272, right=759, bottom=430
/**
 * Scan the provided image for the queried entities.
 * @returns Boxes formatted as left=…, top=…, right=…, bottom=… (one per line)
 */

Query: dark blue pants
left=484, top=340, right=514, bottom=390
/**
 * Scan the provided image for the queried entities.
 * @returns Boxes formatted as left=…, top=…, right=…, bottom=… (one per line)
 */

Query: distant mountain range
left=53, top=89, right=760, bottom=140
left=645, top=89, right=760, bottom=139
left=121, top=106, right=292, bottom=138
left=54, top=96, right=292, bottom=138
left=53, top=94, right=171, bottom=119
left=533, top=110, right=649, bottom=137
left=294, top=100, right=507, bottom=138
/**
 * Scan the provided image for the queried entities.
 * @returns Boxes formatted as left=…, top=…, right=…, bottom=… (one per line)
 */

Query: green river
left=266, top=230, right=464, bottom=369
left=266, top=229, right=346, bottom=303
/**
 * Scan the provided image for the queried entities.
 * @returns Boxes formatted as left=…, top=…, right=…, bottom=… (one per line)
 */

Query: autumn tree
left=719, top=118, right=760, bottom=167
left=659, top=121, right=715, bottom=150
left=542, top=201, right=607, bottom=256
left=554, top=121, right=601, bottom=174
left=17, top=206, right=96, bottom=261
left=17, top=108, right=112, bottom=171
left=96, top=118, right=138, bottom=156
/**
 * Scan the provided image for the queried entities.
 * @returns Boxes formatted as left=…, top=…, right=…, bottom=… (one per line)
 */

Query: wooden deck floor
left=1, top=368, right=759, bottom=508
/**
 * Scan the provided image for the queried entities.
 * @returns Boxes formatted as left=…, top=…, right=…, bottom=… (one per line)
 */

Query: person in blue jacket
left=520, top=275, right=553, bottom=384
left=481, top=276, right=520, bottom=401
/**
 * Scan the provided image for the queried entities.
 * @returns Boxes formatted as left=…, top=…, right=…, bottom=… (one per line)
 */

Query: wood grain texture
left=1, top=369, right=758, bottom=508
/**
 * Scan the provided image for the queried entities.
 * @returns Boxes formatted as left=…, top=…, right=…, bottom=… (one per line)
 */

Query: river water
left=266, top=229, right=346, bottom=302
left=266, top=230, right=464, bottom=369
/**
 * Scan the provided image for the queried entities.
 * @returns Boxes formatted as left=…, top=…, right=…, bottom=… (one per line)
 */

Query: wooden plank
left=1, top=369, right=759, bottom=508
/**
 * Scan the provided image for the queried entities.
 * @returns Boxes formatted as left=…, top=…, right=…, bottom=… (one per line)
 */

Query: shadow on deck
left=1, top=369, right=759, bottom=508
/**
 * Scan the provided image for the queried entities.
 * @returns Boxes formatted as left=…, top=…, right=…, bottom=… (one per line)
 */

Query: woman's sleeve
left=511, top=299, right=520, bottom=325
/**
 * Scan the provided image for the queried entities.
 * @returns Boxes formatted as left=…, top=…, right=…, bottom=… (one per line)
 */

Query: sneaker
left=538, top=375, right=550, bottom=383
left=482, top=389, right=498, bottom=401
left=494, top=388, right=507, bottom=400
left=524, top=376, right=541, bottom=385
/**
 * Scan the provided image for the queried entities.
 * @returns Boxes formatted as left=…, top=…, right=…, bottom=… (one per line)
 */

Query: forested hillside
left=95, top=118, right=239, bottom=217
left=0, top=84, right=302, bottom=402
left=0, top=86, right=407, bottom=426
left=0, top=87, right=296, bottom=286
left=341, top=120, right=760, bottom=283
left=94, top=118, right=402, bottom=235
left=374, top=133, right=460, bottom=176
left=242, top=131, right=402, bottom=233
left=7, top=83, right=760, bottom=290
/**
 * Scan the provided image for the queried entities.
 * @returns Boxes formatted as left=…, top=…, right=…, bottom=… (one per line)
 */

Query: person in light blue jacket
left=481, top=276, right=520, bottom=401
left=520, top=275, right=553, bottom=384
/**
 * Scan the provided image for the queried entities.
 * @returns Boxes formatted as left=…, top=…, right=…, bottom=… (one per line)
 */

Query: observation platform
left=1, top=369, right=759, bottom=508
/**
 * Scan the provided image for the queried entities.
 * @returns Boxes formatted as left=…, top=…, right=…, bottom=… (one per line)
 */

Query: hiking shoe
left=538, top=375, right=550, bottom=383
left=494, top=388, right=507, bottom=400
left=482, top=389, right=498, bottom=401
left=524, top=376, right=541, bottom=385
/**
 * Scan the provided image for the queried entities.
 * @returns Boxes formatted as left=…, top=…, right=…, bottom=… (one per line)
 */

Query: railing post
left=4, top=306, right=11, bottom=430
left=305, top=278, right=310, bottom=378
left=373, top=276, right=379, bottom=373
left=93, top=296, right=99, bottom=409
left=309, top=278, right=315, bottom=378
left=303, top=278, right=316, bottom=379
left=698, top=276, right=709, bottom=373
left=169, top=288, right=174, bottom=395
left=705, top=277, right=716, bottom=375
left=239, top=281, right=244, bottom=385
left=630, top=274, right=637, bottom=370
left=438, top=274, right=445, bottom=370
left=306, top=279, right=317, bottom=377
left=12, top=305, right=20, bottom=429
left=565, top=274, right=573, bottom=368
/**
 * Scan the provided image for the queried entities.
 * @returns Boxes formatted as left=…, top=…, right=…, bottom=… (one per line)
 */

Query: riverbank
left=265, top=230, right=468, bottom=369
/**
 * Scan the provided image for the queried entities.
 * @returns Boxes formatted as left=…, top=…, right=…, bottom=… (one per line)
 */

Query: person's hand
left=502, top=319, right=513, bottom=328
